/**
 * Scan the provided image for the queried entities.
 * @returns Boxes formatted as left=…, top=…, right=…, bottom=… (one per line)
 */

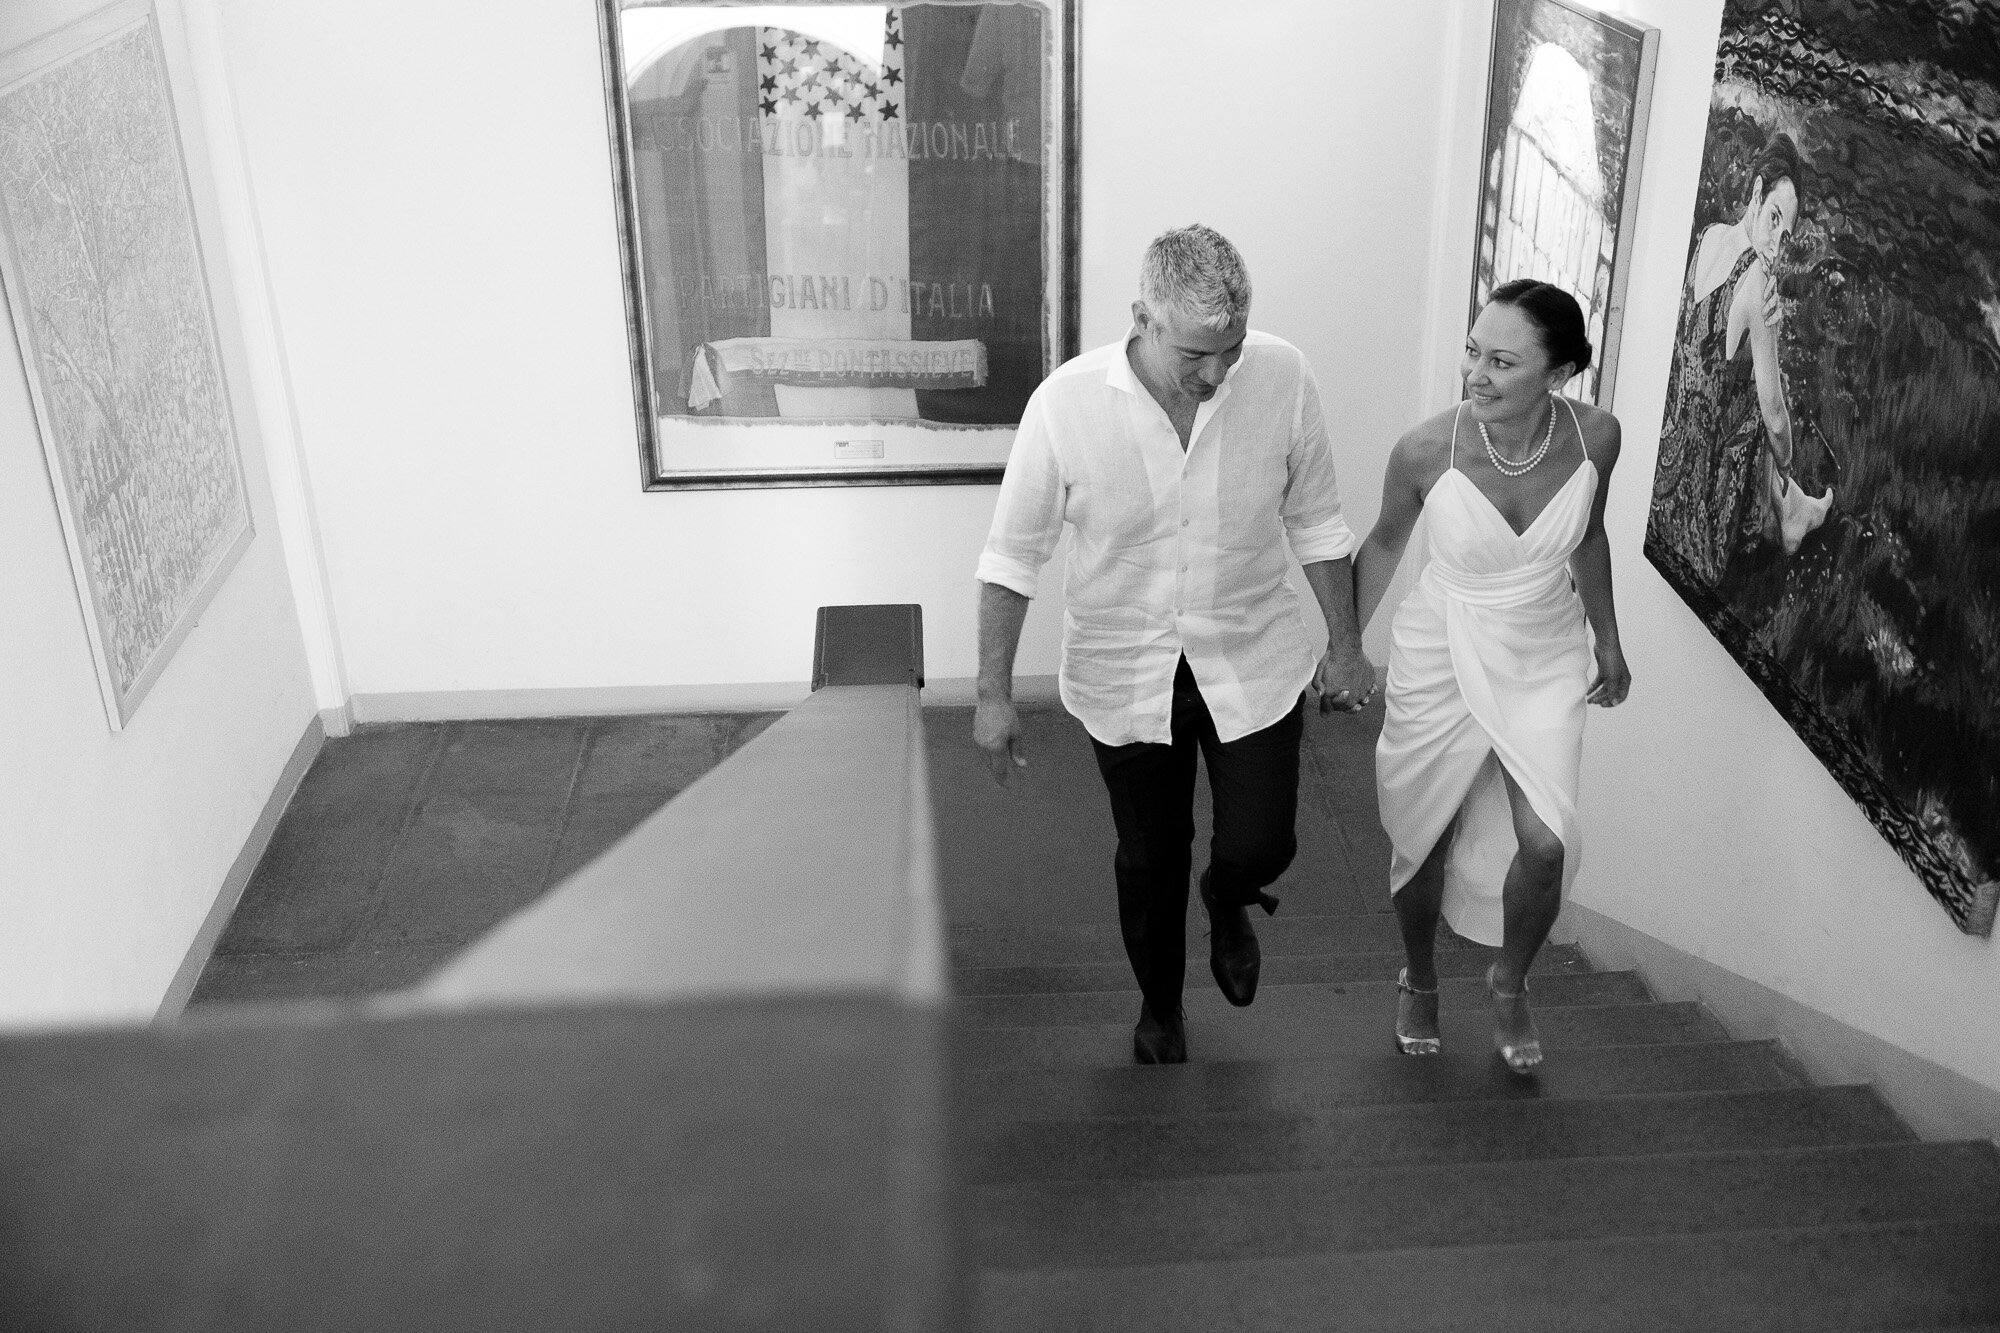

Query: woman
left=1651, top=132, right=1831, bottom=584
left=1354, top=280, right=1630, bottom=1074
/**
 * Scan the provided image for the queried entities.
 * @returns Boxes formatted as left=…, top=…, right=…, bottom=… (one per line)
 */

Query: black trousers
left=1089, top=658, right=1304, bottom=1019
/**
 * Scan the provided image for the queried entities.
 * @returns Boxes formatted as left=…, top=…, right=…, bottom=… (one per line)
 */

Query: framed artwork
left=0, top=1, right=252, bottom=731
left=1645, top=0, right=2000, bottom=936
left=596, top=0, right=1080, bottom=489
left=1470, top=0, right=1658, bottom=406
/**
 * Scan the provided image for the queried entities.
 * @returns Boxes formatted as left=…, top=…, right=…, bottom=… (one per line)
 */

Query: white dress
left=1376, top=401, right=1596, bottom=945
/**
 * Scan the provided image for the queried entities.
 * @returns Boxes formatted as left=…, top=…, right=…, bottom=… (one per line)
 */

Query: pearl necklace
left=1479, top=397, right=1556, bottom=477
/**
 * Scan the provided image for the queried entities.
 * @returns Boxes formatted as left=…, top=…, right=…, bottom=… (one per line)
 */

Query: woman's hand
left=1587, top=639, right=1631, bottom=708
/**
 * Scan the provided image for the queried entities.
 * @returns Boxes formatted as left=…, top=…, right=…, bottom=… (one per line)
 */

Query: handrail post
left=813, top=603, right=925, bottom=691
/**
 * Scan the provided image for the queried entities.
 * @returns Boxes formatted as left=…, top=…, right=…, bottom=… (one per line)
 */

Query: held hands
left=1587, top=640, right=1632, bottom=708
left=1313, top=645, right=1378, bottom=716
left=973, top=696, right=1029, bottom=786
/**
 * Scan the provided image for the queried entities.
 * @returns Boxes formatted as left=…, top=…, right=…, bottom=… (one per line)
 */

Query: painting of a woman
left=1643, top=0, right=2000, bottom=936
left=1651, top=131, right=1831, bottom=587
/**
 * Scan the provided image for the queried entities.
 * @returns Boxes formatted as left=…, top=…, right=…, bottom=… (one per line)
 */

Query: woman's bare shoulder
left=1693, top=222, right=1729, bottom=269
left=1389, top=406, right=1459, bottom=484
left=1691, top=222, right=1747, bottom=303
left=1398, top=405, right=1461, bottom=457
left=1563, top=398, right=1624, bottom=467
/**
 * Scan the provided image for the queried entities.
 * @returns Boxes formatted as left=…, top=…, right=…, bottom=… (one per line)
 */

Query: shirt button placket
left=1175, top=506, right=1188, bottom=617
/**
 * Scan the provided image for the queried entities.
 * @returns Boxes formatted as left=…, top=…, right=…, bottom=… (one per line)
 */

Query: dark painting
left=1645, top=0, right=2000, bottom=935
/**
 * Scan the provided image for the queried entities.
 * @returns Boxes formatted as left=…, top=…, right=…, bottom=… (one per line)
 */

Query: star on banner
left=757, top=23, right=904, bottom=123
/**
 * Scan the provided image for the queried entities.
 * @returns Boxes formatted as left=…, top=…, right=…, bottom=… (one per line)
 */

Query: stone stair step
left=976, top=1139, right=2000, bottom=1269
left=958, top=970, right=1651, bottom=1029
left=978, top=1217, right=2000, bottom=1332
left=949, top=915, right=1443, bottom=967
left=954, top=1000, right=1728, bottom=1070
left=1837, top=1327, right=2000, bottom=1332
left=955, top=1040, right=1805, bottom=1121
left=954, top=944, right=1591, bottom=996
left=969, top=1084, right=1912, bottom=1184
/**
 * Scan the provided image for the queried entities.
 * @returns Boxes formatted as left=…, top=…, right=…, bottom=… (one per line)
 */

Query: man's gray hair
left=1139, top=224, right=1251, bottom=331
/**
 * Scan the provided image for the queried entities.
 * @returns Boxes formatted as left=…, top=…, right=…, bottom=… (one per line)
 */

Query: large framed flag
left=598, top=0, right=1079, bottom=489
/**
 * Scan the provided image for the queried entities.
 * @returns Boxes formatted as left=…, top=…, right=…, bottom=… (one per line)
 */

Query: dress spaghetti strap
left=1450, top=401, right=1463, bottom=469
left=1561, top=396, right=1586, bottom=468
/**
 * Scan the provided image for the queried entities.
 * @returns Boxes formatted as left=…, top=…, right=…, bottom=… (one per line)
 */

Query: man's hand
left=1313, top=644, right=1378, bottom=715
left=974, top=582, right=1033, bottom=786
left=973, top=697, right=1029, bottom=785
left=1300, top=558, right=1375, bottom=717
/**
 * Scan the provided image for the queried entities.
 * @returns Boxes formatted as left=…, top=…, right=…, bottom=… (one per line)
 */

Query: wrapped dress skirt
left=1375, top=402, right=1597, bottom=944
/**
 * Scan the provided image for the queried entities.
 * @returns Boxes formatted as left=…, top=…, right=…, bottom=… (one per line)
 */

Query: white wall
left=1425, top=1, right=2000, bottom=1100
left=208, top=0, right=1457, bottom=702
left=0, top=1, right=319, bottom=1026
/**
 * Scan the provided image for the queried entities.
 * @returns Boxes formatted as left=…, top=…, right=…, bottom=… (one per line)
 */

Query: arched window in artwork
left=1476, top=41, right=1611, bottom=398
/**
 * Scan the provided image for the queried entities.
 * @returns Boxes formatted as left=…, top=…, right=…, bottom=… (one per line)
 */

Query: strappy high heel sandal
left=1487, top=964, right=1542, bottom=1075
left=1395, top=968, right=1441, bottom=1056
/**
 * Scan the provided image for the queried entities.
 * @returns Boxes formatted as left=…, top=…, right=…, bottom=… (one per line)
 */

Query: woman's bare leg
left=1394, top=833, right=1452, bottom=990
left=1392, top=833, right=1452, bottom=1051
left=1494, top=768, right=1564, bottom=989
left=1492, top=768, right=1564, bottom=1068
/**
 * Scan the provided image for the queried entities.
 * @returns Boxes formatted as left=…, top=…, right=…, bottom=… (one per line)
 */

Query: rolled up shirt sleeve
left=1280, top=357, right=1357, bottom=564
left=975, top=395, right=1065, bottom=598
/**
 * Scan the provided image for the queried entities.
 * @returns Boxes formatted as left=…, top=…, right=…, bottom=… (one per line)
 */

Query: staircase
left=931, top=703, right=2000, bottom=1332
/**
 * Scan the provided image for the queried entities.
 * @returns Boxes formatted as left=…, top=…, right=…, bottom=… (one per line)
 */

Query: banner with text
left=688, top=336, right=987, bottom=408
left=626, top=4, right=1047, bottom=425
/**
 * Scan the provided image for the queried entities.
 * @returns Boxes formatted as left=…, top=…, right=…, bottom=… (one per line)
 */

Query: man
left=973, top=224, right=1374, bottom=1065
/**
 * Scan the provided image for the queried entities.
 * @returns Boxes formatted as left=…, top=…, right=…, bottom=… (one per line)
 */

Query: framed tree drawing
left=0, top=1, right=253, bottom=730
left=597, top=0, right=1080, bottom=489
left=1471, top=0, right=1658, bottom=406
left=1646, top=0, right=2000, bottom=935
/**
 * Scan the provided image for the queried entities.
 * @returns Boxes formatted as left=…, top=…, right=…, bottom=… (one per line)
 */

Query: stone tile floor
left=190, top=712, right=779, bottom=1005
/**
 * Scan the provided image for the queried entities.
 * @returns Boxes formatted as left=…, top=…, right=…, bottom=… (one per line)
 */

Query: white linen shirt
left=976, top=329, right=1356, bottom=746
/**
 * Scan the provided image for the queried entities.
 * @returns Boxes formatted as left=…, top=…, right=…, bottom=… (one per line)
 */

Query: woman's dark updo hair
left=1745, top=131, right=1805, bottom=209
left=1487, top=278, right=1593, bottom=377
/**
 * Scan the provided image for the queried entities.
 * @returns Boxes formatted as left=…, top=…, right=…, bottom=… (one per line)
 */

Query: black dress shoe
left=1200, top=871, right=1277, bottom=1007
left=1132, top=1002, right=1187, bottom=1064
